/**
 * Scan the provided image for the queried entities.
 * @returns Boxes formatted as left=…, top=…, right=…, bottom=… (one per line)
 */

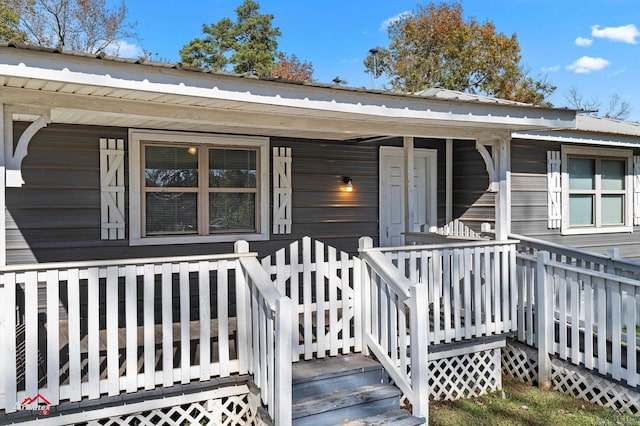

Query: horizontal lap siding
left=511, top=138, right=640, bottom=259
left=269, top=137, right=379, bottom=253
left=6, top=124, right=380, bottom=264
left=453, top=140, right=493, bottom=231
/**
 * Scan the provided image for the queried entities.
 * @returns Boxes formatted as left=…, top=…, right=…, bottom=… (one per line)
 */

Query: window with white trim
left=129, top=130, right=269, bottom=245
left=560, top=146, right=633, bottom=235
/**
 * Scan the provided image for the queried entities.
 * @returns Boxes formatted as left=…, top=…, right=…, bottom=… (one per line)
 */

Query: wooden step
left=292, top=354, right=387, bottom=400
left=342, top=409, right=425, bottom=425
left=292, top=384, right=401, bottom=426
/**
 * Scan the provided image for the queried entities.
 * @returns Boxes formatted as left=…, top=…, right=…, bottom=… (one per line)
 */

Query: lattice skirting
left=86, top=393, right=263, bottom=426
left=4, top=383, right=265, bottom=426
left=429, top=348, right=502, bottom=401
left=502, top=339, right=640, bottom=415
left=502, top=339, right=538, bottom=384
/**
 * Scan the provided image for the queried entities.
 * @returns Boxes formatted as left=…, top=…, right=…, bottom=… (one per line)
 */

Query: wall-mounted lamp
left=187, top=146, right=198, bottom=155
left=343, top=176, right=353, bottom=192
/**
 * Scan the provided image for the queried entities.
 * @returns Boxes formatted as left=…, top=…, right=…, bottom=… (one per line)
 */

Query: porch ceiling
left=0, top=45, right=578, bottom=141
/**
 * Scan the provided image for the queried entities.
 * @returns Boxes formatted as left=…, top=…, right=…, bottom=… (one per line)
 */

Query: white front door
left=379, top=147, right=437, bottom=246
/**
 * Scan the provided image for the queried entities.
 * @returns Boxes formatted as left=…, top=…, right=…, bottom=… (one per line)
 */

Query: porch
left=1, top=233, right=639, bottom=424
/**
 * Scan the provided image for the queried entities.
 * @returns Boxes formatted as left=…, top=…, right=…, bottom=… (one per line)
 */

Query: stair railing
left=235, top=241, right=293, bottom=426
left=358, top=237, right=429, bottom=420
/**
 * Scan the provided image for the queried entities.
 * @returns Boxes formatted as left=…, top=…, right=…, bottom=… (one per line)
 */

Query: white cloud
left=575, top=37, right=593, bottom=47
left=380, top=11, right=412, bottom=31
left=104, top=40, right=143, bottom=58
left=566, top=56, right=610, bottom=74
left=542, top=65, right=560, bottom=72
left=591, top=24, right=640, bottom=44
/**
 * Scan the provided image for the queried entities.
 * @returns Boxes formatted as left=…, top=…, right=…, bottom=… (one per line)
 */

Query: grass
left=428, top=376, right=640, bottom=426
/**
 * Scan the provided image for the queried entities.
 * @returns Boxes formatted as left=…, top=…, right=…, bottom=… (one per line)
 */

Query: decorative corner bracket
left=475, top=139, right=499, bottom=192
left=4, top=109, right=51, bottom=187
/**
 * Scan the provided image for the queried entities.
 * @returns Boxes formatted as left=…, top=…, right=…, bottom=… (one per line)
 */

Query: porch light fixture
left=187, top=146, right=197, bottom=155
left=343, top=176, right=353, bottom=192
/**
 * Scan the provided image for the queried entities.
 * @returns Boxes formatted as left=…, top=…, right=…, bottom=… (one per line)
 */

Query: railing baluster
left=125, top=265, right=138, bottom=392
left=87, top=267, right=100, bottom=399
left=67, top=269, right=82, bottom=402
left=143, top=264, right=155, bottom=390
left=106, top=266, right=119, bottom=396
left=24, top=271, right=39, bottom=400
left=161, top=263, right=173, bottom=388
left=218, top=260, right=230, bottom=378
left=46, top=270, right=60, bottom=406
left=3, top=272, right=17, bottom=413
left=198, top=261, right=211, bottom=381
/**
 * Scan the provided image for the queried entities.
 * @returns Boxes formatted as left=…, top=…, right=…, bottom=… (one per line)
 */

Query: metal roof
left=0, top=43, right=578, bottom=141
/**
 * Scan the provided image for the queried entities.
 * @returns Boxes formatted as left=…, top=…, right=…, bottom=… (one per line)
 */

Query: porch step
left=291, top=354, right=424, bottom=425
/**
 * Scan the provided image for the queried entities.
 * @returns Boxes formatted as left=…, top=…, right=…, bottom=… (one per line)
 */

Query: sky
left=116, top=0, right=640, bottom=121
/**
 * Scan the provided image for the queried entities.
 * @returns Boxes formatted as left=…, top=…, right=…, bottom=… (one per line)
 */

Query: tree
left=364, top=2, right=555, bottom=104
left=270, top=52, right=314, bottom=81
left=180, top=0, right=281, bottom=76
left=0, top=4, right=27, bottom=43
left=565, top=87, right=632, bottom=121
left=3, top=0, right=136, bottom=54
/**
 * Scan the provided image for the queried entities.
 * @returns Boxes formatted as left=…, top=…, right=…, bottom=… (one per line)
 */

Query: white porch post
left=445, top=138, right=453, bottom=223
left=477, top=133, right=511, bottom=240
left=404, top=136, right=415, bottom=234
left=0, top=104, right=6, bottom=266
left=495, top=135, right=511, bottom=240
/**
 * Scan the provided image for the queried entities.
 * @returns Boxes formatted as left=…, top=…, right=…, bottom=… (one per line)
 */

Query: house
left=0, top=44, right=638, bottom=425
left=511, top=115, right=640, bottom=259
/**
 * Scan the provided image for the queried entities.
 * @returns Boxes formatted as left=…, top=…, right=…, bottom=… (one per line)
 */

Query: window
left=129, top=130, right=269, bottom=245
left=561, top=146, right=633, bottom=234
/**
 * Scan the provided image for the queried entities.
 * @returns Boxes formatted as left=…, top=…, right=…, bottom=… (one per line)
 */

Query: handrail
left=235, top=241, right=292, bottom=426
left=0, top=251, right=257, bottom=273
left=510, top=232, right=640, bottom=273
left=364, top=238, right=520, bottom=253
left=358, top=249, right=411, bottom=301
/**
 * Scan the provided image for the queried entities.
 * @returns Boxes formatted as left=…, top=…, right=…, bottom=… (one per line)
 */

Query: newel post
left=536, top=250, right=552, bottom=389
left=409, top=283, right=429, bottom=420
left=275, top=296, right=293, bottom=426
left=234, top=240, right=251, bottom=374
left=359, top=237, right=373, bottom=356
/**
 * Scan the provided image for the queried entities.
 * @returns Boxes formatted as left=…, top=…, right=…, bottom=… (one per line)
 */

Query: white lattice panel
left=502, top=341, right=538, bottom=384
left=504, top=341, right=640, bottom=415
left=87, top=394, right=263, bottom=426
left=552, top=361, right=640, bottom=415
left=428, top=348, right=502, bottom=401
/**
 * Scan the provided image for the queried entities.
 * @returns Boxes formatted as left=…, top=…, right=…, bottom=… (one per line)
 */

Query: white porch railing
left=0, top=244, right=291, bottom=424
left=513, top=234, right=640, bottom=389
left=379, top=239, right=519, bottom=344
left=357, top=236, right=518, bottom=420
left=261, top=237, right=361, bottom=361
left=358, top=237, right=429, bottom=420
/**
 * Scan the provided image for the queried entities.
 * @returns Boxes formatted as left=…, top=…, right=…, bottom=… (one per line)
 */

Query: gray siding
left=453, top=140, right=494, bottom=231
left=511, top=138, right=640, bottom=259
left=6, top=124, right=381, bottom=264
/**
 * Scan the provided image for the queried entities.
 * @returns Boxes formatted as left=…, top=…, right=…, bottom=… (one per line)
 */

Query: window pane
left=569, top=194, right=593, bottom=226
left=146, top=193, right=197, bottom=234
left=602, top=195, right=624, bottom=224
left=568, top=158, right=594, bottom=190
left=209, top=193, right=256, bottom=231
left=209, top=149, right=257, bottom=188
left=602, top=160, right=625, bottom=190
left=145, top=146, right=198, bottom=187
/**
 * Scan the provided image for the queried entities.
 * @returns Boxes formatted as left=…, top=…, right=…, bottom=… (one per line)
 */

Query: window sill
left=561, top=225, right=633, bottom=236
left=130, top=232, right=269, bottom=246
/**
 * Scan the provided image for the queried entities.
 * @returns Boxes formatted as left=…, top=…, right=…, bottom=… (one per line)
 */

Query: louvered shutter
left=547, top=151, right=562, bottom=229
left=100, top=138, right=125, bottom=240
left=273, top=147, right=292, bottom=234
